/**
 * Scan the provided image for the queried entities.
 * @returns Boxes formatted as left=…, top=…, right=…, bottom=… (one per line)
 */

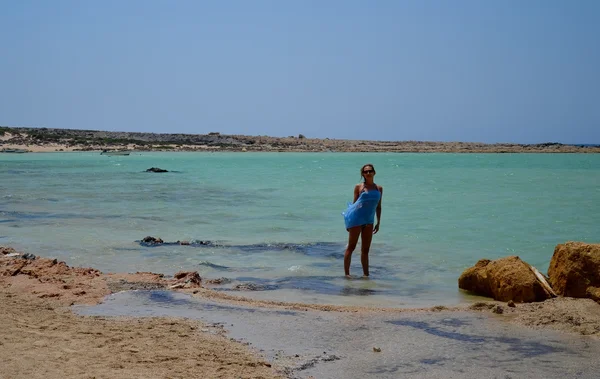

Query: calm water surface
left=1, top=152, right=598, bottom=307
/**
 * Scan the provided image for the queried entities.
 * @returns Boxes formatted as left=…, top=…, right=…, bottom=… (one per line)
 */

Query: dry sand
left=0, top=249, right=281, bottom=379
left=2, top=246, right=600, bottom=378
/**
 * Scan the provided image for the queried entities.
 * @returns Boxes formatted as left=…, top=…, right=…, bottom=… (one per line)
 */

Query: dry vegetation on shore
left=1, top=126, right=598, bottom=153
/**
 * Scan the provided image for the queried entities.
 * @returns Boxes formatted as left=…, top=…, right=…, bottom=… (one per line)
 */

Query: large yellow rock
left=548, top=242, right=600, bottom=300
left=459, top=256, right=554, bottom=303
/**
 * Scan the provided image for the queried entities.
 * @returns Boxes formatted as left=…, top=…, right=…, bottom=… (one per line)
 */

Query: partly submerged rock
left=141, top=236, right=164, bottom=245
left=458, top=256, right=555, bottom=303
left=145, top=167, right=168, bottom=173
left=205, top=277, right=232, bottom=285
left=548, top=242, right=600, bottom=301
left=233, top=283, right=269, bottom=291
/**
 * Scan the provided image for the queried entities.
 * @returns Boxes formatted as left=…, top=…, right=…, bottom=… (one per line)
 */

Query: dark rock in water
left=142, top=236, right=164, bottom=245
left=21, top=253, right=36, bottom=260
left=138, top=237, right=216, bottom=247
left=145, top=167, right=168, bottom=173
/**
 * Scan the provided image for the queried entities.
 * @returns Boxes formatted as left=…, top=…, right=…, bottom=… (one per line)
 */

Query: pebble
left=33, top=340, right=48, bottom=347
left=373, top=347, right=382, bottom=352
left=507, top=300, right=516, bottom=307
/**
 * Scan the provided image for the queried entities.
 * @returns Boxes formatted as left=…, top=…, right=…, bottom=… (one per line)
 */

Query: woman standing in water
left=342, top=163, right=383, bottom=277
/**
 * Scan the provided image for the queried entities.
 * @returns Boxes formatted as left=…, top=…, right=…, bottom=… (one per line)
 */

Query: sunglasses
left=363, top=170, right=374, bottom=174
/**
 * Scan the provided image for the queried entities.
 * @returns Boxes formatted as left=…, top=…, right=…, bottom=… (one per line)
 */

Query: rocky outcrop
left=548, top=242, right=600, bottom=300
left=138, top=237, right=215, bottom=247
left=459, top=256, right=555, bottom=303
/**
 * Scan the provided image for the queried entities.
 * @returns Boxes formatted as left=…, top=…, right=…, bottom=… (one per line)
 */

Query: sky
left=1, top=1, right=599, bottom=144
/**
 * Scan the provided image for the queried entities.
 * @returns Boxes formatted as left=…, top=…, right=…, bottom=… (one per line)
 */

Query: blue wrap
left=342, top=188, right=381, bottom=229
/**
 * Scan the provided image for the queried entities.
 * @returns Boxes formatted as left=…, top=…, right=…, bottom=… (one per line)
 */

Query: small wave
left=198, top=261, right=231, bottom=271
left=287, top=265, right=310, bottom=274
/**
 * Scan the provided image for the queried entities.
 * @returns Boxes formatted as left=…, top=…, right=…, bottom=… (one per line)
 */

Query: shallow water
left=2, top=152, right=599, bottom=307
left=75, top=290, right=600, bottom=378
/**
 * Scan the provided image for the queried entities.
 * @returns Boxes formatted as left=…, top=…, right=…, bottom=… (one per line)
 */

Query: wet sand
left=2, top=248, right=600, bottom=378
left=79, top=290, right=600, bottom=379
left=0, top=291, right=280, bottom=379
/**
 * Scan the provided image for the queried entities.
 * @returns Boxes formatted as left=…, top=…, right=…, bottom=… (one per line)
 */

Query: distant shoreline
left=1, top=126, right=599, bottom=153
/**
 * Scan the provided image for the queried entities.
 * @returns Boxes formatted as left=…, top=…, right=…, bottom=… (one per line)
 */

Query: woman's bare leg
left=344, top=226, right=362, bottom=276
left=360, top=224, right=374, bottom=276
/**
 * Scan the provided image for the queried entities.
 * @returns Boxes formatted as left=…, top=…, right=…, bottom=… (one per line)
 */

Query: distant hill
left=1, top=126, right=599, bottom=153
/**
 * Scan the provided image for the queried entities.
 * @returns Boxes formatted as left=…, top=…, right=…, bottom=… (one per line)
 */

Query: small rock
left=507, top=300, right=516, bottom=307
left=172, top=271, right=202, bottom=288
left=233, top=283, right=267, bottom=291
left=141, top=236, right=164, bottom=245
left=373, top=347, right=382, bottom=352
left=21, top=253, right=36, bottom=260
left=206, top=277, right=232, bottom=285
left=492, top=305, right=504, bottom=314
left=145, top=167, right=169, bottom=173
left=0, top=247, right=17, bottom=255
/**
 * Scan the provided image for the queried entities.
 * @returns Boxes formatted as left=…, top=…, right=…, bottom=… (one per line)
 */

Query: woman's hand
left=373, top=223, right=380, bottom=234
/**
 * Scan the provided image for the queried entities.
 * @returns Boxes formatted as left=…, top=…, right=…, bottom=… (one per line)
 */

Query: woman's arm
left=352, top=184, right=360, bottom=203
left=374, top=186, right=383, bottom=234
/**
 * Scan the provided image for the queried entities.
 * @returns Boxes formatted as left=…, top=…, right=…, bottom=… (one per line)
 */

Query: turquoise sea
left=1, top=152, right=598, bottom=308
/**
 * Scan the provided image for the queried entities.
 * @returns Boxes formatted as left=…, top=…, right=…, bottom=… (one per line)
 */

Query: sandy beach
left=0, top=248, right=282, bottom=379
left=3, top=247, right=600, bottom=378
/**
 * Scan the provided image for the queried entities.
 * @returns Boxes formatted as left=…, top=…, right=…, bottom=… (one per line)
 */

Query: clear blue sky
left=1, top=1, right=598, bottom=143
